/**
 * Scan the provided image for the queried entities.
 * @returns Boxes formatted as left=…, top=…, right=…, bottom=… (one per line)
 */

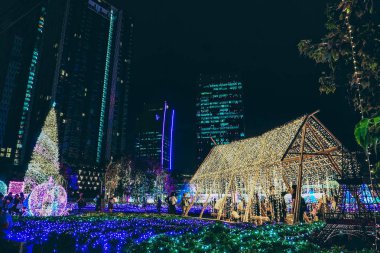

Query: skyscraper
left=49, top=0, right=133, bottom=197
left=0, top=1, right=64, bottom=166
left=0, top=35, right=23, bottom=152
left=135, top=102, right=175, bottom=171
left=0, top=1, right=132, bottom=191
left=54, top=0, right=133, bottom=168
left=196, top=74, right=245, bottom=164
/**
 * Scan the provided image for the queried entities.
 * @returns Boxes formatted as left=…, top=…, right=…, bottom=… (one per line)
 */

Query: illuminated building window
left=196, top=75, right=245, bottom=164
left=14, top=7, right=46, bottom=165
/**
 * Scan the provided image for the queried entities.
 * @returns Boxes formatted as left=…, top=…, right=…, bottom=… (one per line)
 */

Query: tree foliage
left=107, top=156, right=174, bottom=203
left=354, top=116, right=380, bottom=153
left=298, top=0, right=380, bottom=116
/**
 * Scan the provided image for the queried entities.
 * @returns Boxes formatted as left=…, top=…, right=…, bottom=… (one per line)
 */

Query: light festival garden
left=0, top=0, right=380, bottom=252
left=0, top=106, right=378, bottom=253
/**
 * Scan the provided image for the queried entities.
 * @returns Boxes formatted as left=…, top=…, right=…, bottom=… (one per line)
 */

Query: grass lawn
left=4, top=213, right=375, bottom=253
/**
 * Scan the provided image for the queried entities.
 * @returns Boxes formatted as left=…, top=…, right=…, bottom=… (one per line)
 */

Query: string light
left=28, top=177, right=67, bottom=216
left=8, top=181, right=24, bottom=194
left=341, top=1, right=365, bottom=118
left=190, top=115, right=347, bottom=219
left=341, top=3, right=379, bottom=250
left=24, top=107, right=63, bottom=194
left=6, top=213, right=327, bottom=252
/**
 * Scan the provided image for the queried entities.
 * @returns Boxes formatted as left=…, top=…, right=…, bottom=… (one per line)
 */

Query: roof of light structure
left=190, top=113, right=350, bottom=195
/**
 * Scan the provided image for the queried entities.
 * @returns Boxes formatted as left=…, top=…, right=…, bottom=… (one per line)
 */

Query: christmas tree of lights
left=24, top=107, right=63, bottom=194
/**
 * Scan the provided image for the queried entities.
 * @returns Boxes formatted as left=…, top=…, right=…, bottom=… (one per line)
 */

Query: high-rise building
left=0, top=0, right=133, bottom=195
left=196, top=74, right=245, bottom=164
left=54, top=0, right=133, bottom=169
left=50, top=0, right=133, bottom=197
left=0, top=1, right=64, bottom=166
left=0, top=35, right=23, bottom=164
left=135, top=102, right=175, bottom=171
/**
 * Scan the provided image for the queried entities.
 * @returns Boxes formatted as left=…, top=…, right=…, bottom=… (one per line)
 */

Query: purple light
left=161, top=101, right=167, bottom=168
left=169, top=109, right=175, bottom=171
left=8, top=181, right=24, bottom=194
left=29, top=177, right=67, bottom=216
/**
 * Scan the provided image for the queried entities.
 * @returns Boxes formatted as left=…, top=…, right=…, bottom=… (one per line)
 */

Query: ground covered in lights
left=4, top=213, right=374, bottom=253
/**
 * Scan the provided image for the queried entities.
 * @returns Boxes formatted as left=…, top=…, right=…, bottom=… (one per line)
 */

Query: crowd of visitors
left=81, top=185, right=336, bottom=225
left=0, top=191, right=23, bottom=243
left=0, top=184, right=332, bottom=224
left=0, top=191, right=27, bottom=216
left=210, top=184, right=337, bottom=224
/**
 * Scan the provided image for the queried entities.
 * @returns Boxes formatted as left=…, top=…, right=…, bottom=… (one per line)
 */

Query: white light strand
left=342, top=1, right=365, bottom=118
left=24, top=107, right=63, bottom=194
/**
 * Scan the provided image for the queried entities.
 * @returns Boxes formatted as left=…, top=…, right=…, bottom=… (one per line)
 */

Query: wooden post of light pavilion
left=293, top=123, right=307, bottom=224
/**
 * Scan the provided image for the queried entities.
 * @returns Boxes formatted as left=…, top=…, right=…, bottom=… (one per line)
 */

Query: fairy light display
left=0, top=180, right=7, bottom=195
left=28, top=177, right=67, bottom=216
left=190, top=113, right=353, bottom=221
left=24, top=107, right=63, bottom=194
left=341, top=1, right=364, bottom=118
left=8, top=181, right=24, bottom=194
left=6, top=213, right=326, bottom=252
left=341, top=2, right=378, bottom=249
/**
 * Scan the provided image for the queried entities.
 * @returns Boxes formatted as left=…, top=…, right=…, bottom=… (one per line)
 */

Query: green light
left=196, top=80, right=245, bottom=162
left=96, top=10, right=115, bottom=164
left=14, top=8, right=46, bottom=165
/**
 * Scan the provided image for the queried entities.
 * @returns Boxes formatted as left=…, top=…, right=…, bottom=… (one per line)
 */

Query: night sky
left=2, top=0, right=362, bottom=173
left=120, top=0, right=361, bottom=173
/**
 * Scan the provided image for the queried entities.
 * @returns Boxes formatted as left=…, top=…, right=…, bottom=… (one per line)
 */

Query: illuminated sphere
left=0, top=180, right=7, bottom=195
left=28, top=177, right=67, bottom=216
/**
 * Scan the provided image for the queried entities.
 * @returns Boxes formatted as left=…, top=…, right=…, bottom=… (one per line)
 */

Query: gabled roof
left=192, top=116, right=305, bottom=180
left=191, top=113, right=345, bottom=192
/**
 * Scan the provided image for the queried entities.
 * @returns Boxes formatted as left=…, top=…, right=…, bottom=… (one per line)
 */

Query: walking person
left=95, top=194, right=101, bottom=212
left=77, top=193, right=86, bottom=213
left=19, top=193, right=25, bottom=205
left=168, top=192, right=177, bottom=214
left=180, top=193, right=190, bottom=216
left=211, top=198, right=216, bottom=213
left=5, top=193, right=13, bottom=212
left=269, top=186, right=280, bottom=222
left=142, top=196, right=147, bottom=211
left=156, top=197, right=162, bottom=214
left=280, top=191, right=287, bottom=223
left=11, top=194, right=20, bottom=215
left=108, top=195, right=115, bottom=213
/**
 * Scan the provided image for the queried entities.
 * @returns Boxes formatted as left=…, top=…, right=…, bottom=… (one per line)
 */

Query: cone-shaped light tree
left=24, top=107, right=63, bottom=194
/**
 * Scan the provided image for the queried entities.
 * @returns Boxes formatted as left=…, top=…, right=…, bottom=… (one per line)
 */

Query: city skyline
left=0, top=0, right=362, bottom=175
left=0, top=1, right=378, bottom=251
left=0, top=0, right=133, bottom=184
left=125, top=0, right=361, bottom=173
